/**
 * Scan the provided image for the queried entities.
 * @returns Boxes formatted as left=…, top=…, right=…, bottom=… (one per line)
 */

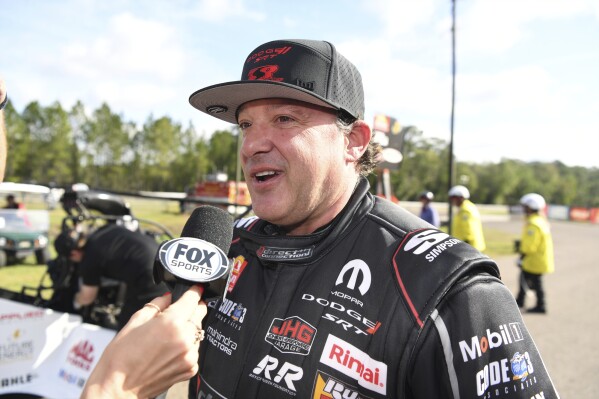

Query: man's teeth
left=256, top=171, right=276, bottom=177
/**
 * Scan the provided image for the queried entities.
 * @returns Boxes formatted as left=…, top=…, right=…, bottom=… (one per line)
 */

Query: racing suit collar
left=237, top=177, right=373, bottom=264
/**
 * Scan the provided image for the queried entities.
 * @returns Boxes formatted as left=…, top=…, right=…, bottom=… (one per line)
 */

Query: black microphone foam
left=181, top=206, right=234, bottom=254
left=154, top=205, right=234, bottom=301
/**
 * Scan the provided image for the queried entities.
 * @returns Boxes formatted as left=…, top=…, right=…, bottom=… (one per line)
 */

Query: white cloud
left=457, top=66, right=555, bottom=115
left=188, top=0, right=265, bottom=22
left=363, top=0, right=437, bottom=36
left=459, top=0, right=596, bottom=54
left=60, top=13, right=186, bottom=81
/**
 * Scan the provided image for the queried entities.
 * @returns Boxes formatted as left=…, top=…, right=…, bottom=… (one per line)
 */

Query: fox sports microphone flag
left=154, top=206, right=234, bottom=300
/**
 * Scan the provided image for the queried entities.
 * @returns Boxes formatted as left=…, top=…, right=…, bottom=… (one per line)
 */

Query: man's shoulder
left=366, top=198, right=499, bottom=324
left=368, top=196, right=433, bottom=233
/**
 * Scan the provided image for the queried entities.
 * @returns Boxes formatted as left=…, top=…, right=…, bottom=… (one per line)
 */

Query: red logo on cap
left=246, top=46, right=292, bottom=63
left=247, top=65, right=284, bottom=82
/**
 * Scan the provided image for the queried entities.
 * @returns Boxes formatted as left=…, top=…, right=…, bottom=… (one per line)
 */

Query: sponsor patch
left=0, top=329, right=34, bottom=363
left=215, top=298, right=247, bottom=330
left=67, top=340, right=95, bottom=371
left=265, top=316, right=316, bottom=355
left=319, top=335, right=387, bottom=395
left=249, top=355, right=303, bottom=396
left=257, top=246, right=314, bottom=261
left=1, top=373, right=37, bottom=389
left=206, top=326, right=237, bottom=356
left=459, top=322, right=524, bottom=362
left=402, top=229, right=460, bottom=262
left=312, top=370, right=373, bottom=399
left=476, top=351, right=537, bottom=397
left=335, top=260, right=371, bottom=295
left=302, top=294, right=381, bottom=336
left=227, top=255, right=248, bottom=293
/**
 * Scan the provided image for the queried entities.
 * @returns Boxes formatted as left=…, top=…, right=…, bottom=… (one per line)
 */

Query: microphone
left=153, top=205, right=234, bottom=301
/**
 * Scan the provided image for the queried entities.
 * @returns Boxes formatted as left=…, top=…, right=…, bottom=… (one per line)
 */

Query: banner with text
left=0, top=298, right=115, bottom=398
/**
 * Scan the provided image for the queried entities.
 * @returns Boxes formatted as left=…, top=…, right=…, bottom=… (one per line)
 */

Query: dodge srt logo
left=335, top=260, right=371, bottom=295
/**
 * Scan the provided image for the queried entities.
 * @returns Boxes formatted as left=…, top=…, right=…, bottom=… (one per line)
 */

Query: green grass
left=0, top=264, right=53, bottom=299
left=483, top=228, right=518, bottom=257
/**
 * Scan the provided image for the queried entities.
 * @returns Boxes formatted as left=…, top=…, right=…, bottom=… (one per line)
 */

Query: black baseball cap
left=189, top=39, right=365, bottom=124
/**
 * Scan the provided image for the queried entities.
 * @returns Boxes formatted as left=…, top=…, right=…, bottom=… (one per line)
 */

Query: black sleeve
left=407, top=274, right=559, bottom=398
left=79, top=244, right=103, bottom=286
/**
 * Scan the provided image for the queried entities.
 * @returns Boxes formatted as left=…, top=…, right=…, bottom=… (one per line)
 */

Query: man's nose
left=240, top=125, right=274, bottom=159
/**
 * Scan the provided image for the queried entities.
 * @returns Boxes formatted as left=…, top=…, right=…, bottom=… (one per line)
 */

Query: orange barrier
left=569, top=207, right=591, bottom=222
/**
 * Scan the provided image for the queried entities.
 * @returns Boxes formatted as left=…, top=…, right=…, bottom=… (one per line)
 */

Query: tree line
left=4, top=100, right=598, bottom=207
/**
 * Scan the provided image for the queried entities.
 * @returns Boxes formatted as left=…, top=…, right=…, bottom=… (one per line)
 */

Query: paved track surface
left=168, top=218, right=598, bottom=399
left=485, top=218, right=599, bottom=399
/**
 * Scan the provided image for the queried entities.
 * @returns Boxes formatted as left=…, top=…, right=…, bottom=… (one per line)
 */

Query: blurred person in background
left=448, top=185, right=486, bottom=251
left=55, top=223, right=169, bottom=329
left=418, top=190, right=440, bottom=227
left=4, top=194, right=24, bottom=209
left=515, top=193, right=554, bottom=314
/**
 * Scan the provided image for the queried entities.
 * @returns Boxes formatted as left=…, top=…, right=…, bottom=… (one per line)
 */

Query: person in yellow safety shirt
left=515, top=193, right=554, bottom=314
left=448, top=185, right=486, bottom=251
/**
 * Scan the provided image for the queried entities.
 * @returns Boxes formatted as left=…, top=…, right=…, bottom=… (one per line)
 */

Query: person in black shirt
left=62, top=223, right=168, bottom=329
left=4, top=194, right=22, bottom=209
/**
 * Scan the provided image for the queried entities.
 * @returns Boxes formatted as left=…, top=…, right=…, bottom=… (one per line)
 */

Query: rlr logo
left=252, top=355, right=303, bottom=392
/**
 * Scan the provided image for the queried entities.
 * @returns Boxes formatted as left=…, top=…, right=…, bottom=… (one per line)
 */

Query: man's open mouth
left=254, top=171, right=279, bottom=182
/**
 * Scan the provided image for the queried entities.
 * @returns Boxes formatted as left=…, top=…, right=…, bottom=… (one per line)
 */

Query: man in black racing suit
left=193, top=177, right=558, bottom=398
left=81, top=39, right=559, bottom=399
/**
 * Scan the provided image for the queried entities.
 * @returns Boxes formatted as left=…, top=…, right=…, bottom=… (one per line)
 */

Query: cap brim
left=189, top=80, right=339, bottom=124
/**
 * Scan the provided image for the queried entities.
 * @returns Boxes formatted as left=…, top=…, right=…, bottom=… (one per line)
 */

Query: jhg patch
left=265, top=316, right=316, bottom=355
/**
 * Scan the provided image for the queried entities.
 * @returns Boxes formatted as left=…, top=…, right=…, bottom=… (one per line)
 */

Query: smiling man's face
left=238, top=99, right=352, bottom=235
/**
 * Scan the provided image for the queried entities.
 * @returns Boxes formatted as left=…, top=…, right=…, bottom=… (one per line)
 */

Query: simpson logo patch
left=402, top=229, right=460, bottom=262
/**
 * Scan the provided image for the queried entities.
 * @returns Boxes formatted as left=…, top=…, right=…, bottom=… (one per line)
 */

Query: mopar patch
left=257, top=246, right=314, bottom=261
left=158, top=237, right=229, bottom=282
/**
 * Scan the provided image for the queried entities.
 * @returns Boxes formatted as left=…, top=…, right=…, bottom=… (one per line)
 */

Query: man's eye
left=239, top=122, right=251, bottom=130
left=277, top=115, right=294, bottom=123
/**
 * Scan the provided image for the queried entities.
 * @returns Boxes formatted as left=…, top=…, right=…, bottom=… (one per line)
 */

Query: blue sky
left=2, top=0, right=598, bottom=168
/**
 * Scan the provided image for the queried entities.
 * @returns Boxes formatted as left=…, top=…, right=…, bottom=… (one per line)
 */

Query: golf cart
left=0, top=208, right=51, bottom=267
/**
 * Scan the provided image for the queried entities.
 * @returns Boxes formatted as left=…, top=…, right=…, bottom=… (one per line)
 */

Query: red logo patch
left=247, top=65, right=284, bottom=82
left=265, top=316, right=317, bottom=355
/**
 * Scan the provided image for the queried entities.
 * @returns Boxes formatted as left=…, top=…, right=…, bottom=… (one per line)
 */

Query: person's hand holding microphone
left=82, top=206, right=234, bottom=398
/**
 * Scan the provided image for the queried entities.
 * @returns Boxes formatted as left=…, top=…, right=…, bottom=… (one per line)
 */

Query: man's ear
left=345, top=120, right=372, bottom=162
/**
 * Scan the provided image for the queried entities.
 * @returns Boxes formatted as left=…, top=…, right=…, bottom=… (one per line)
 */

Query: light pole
left=448, top=0, right=457, bottom=234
